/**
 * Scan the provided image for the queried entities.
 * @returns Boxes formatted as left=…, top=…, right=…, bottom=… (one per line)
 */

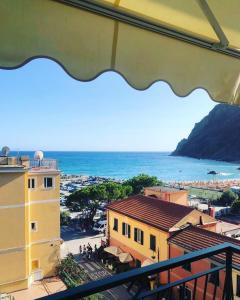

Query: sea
left=11, top=151, right=240, bottom=182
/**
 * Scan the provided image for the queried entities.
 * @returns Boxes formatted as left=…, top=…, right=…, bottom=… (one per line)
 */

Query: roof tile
left=168, top=226, right=240, bottom=265
left=107, top=195, right=194, bottom=231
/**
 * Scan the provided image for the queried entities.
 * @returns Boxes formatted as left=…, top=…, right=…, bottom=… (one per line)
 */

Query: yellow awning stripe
left=0, top=0, right=239, bottom=104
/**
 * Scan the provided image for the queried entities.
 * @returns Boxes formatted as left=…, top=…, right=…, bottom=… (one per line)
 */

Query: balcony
left=39, top=242, right=239, bottom=300
left=29, top=159, right=58, bottom=170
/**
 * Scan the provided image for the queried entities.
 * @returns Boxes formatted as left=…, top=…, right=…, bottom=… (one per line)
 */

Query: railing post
left=225, top=249, right=233, bottom=300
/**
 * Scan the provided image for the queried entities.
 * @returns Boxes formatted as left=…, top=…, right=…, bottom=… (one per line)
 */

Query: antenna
left=1, top=146, right=10, bottom=157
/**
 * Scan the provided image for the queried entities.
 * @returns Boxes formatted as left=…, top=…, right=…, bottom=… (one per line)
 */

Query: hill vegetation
left=172, top=104, right=240, bottom=162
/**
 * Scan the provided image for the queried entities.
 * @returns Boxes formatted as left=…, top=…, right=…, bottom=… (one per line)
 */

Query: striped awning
left=1, top=0, right=240, bottom=104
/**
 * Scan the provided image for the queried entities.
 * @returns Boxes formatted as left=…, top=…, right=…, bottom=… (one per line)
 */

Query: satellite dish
left=34, top=150, right=44, bottom=161
left=2, top=146, right=10, bottom=157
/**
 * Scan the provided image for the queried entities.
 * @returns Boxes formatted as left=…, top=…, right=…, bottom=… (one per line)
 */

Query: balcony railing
left=39, top=242, right=239, bottom=300
left=29, top=159, right=58, bottom=170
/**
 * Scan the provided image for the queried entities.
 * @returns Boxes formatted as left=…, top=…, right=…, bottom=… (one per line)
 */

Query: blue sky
left=0, top=59, right=216, bottom=151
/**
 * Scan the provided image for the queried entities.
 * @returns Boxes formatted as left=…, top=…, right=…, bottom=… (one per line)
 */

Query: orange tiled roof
left=107, top=194, right=194, bottom=232
left=168, top=226, right=240, bottom=266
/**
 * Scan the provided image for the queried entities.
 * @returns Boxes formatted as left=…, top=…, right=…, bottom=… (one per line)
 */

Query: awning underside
left=0, top=0, right=240, bottom=104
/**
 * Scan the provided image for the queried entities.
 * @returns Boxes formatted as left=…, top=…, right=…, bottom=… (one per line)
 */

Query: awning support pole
left=196, top=0, right=229, bottom=49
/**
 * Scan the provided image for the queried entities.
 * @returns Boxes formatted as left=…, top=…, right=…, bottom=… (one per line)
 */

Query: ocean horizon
left=10, top=151, right=240, bottom=182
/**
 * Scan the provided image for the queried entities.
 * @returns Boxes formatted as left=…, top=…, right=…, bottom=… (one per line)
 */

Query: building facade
left=0, top=154, right=60, bottom=293
left=144, top=186, right=188, bottom=206
left=107, top=194, right=216, bottom=283
left=168, top=226, right=240, bottom=300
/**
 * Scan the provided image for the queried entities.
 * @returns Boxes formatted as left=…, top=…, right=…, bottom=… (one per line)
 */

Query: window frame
left=236, top=275, right=240, bottom=297
left=32, top=259, right=40, bottom=270
left=150, top=234, right=156, bottom=251
left=113, top=218, right=118, bottom=232
left=122, top=222, right=131, bottom=238
left=28, top=177, right=36, bottom=189
left=31, top=221, right=38, bottom=232
left=182, top=251, right=191, bottom=272
left=134, top=228, right=144, bottom=245
left=44, top=176, right=54, bottom=189
left=209, top=263, right=219, bottom=286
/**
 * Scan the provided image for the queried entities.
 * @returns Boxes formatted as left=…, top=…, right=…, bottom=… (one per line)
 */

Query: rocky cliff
left=172, top=104, right=240, bottom=162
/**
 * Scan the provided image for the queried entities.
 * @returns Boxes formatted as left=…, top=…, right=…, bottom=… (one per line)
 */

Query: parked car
left=93, top=220, right=107, bottom=233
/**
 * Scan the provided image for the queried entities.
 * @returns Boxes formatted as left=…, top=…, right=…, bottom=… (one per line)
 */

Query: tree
left=60, top=210, right=71, bottom=226
left=217, top=189, right=238, bottom=206
left=231, top=200, right=240, bottom=214
left=65, top=182, right=132, bottom=225
left=124, top=174, right=163, bottom=195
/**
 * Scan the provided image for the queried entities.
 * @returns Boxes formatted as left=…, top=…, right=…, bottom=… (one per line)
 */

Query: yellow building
left=107, top=194, right=216, bottom=283
left=144, top=186, right=188, bottom=206
left=0, top=151, right=60, bottom=293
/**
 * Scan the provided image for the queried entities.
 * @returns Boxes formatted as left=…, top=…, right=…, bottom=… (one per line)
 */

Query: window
left=134, top=228, right=144, bottom=245
left=135, top=259, right=141, bottom=268
left=179, top=286, right=192, bottom=300
left=209, top=263, right=219, bottom=286
left=150, top=234, right=156, bottom=251
left=28, top=178, right=35, bottom=189
left=236, top=275, right=240, bottom=297
left=32, top=259, right=39, bottom=270
left=44, top=177, right=53, bottom=188
left=31, top=222, right=37, bottom=232
left=122, top=222, right=131, bottom=238
left=113, top=218, right=118, bottom=231
left=182, top=251, right=191, bottom=272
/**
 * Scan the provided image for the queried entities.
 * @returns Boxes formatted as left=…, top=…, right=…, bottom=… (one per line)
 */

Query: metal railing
left=39, top=242, right=240, bottom=300
left=29, top=159, right=58, bottom=170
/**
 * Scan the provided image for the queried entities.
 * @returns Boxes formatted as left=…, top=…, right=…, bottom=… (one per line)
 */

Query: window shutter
left=122, top=222, right=125, bottom=235
left=128, top=224, right=131, bottom=238
left=150, top=234, right=156, bottom=251
left=141, top=230, right=144, bottom=245
left=134, top=228, right=137, bottom=242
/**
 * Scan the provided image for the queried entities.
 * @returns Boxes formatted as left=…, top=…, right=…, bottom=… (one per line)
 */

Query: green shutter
left=128, top=224, right=131, bottom=238
left=134, top=228, right=137, bottom=242
left=150, top=234, right=156, bottom=251
left=141, top=230, right=144, bottom=245
left=122, top=222, right=125, bottom=235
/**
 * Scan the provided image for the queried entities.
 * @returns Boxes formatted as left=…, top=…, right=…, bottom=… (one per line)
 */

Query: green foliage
left=65, top=174, right=163, bottom=224
left=231, top=200, right=240, bottom=214
left=65, top=182, right=132, bottom=224
left=60, top=210, right=71, bottom=226
left=124, top=174, right=163, bottom=195
left=215, top=189, right=238, bottom=206
left=57, top=254, right=88, bottom=288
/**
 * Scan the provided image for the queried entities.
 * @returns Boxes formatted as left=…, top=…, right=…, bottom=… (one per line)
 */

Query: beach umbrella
left=118, top=253, right=133, bottom=263
left=1, top=1, right=240, bottom=105
left=142, top=259, right=154, bottom=267
left=104, top=246, right=122, bottom=256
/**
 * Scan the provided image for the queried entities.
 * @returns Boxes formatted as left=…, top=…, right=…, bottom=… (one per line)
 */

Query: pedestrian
left=83, top=244, right=86, bottom=258
left=79, top=245, right=82, bottom=255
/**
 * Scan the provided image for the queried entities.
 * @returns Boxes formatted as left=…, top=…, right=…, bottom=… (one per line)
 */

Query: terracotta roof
left=168, top=226, right=240, bottom=266
left=107, top=194, right=194, bottom=232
